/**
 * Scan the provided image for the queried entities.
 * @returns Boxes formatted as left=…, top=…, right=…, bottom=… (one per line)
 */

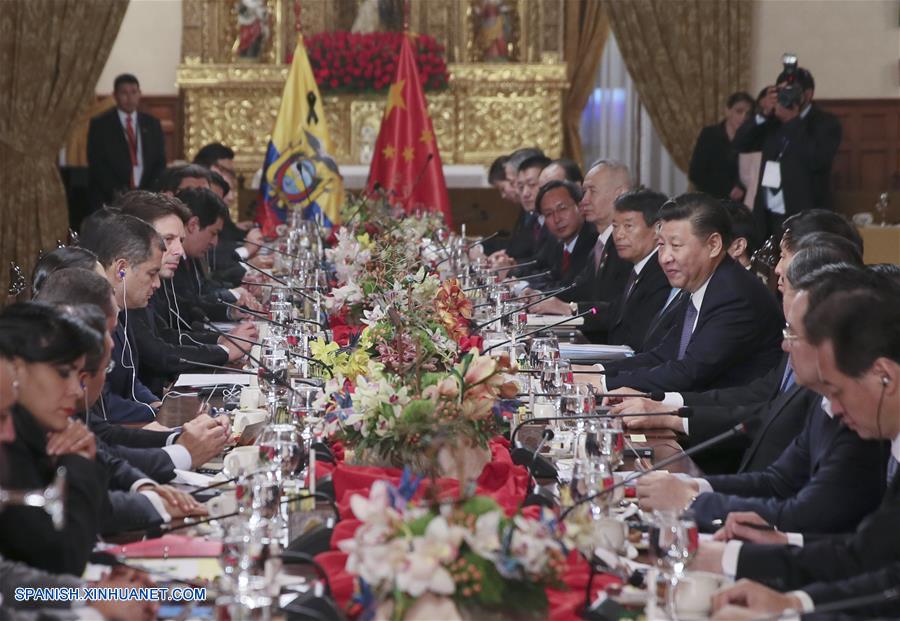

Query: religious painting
left=469, top=0, right=519, bottom=62
left=350, top=0, right=405, bottom=33
left=233, top=0, right=271, bottom=61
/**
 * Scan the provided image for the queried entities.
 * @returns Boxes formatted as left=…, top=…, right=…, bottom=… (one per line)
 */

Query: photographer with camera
left=734, top=56, right=842, bottom=241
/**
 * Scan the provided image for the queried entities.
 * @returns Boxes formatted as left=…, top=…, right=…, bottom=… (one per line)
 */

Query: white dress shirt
left=760, top=104, right=812, bottom=215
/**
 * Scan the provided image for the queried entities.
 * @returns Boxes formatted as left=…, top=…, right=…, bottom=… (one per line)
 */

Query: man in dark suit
left=88, top=74, right=166, bottom=210
left=701, top=278, right=900, bottom=620
left=597, top=193, right=783, bottom=393
left=601, top=189, right=671, bottom=350
left=733, top=67, right=842, bottom=241
left=531, top=160, right=633, bottom=323
left=488, top=150, right=548, bottom=264
left=531, top=180, right=598, bottom=289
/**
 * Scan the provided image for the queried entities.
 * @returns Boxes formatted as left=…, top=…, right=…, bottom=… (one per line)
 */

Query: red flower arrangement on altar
left=295, top=31, right=450, bottom=93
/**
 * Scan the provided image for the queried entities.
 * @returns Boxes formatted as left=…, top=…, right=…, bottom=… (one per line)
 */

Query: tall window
left=580, top=33, right=687, bottom=197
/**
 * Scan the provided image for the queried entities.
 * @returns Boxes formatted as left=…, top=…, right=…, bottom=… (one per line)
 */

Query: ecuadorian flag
left=256, top=38, right=343, bottom=236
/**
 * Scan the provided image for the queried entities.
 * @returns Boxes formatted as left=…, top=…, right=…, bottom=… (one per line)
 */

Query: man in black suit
left=632, top=285, right=885, bottom=533
left=112, top=190, right=255, bottom=395
left=602, top=189, right=671, bottom=350
left=596, top=193, right=783, bottom=392
left=88, top=74, right=166, bottom=210
left=702, top=276, right=900, bottom=620
left=608, top=234, right=866, bottom=474
left=487, top=149, right=547, bottom=264
left=733, top=67, right=842, bottom=241
left=530, top=180, right=598, bottom=289
left=531, top=160, right=633, bottom=323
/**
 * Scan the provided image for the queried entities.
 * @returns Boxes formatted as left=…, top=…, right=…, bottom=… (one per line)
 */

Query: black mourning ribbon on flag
left=306, top=92, right=319, bottom=125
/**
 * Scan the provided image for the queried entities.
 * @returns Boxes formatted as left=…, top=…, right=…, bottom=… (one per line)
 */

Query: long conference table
left=120, top=324, right=702, bottom=620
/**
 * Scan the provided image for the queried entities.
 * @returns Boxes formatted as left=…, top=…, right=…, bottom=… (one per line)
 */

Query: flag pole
left=403, top=0, right=410, bottom=33
left=294, top=0, right=302, bottom=33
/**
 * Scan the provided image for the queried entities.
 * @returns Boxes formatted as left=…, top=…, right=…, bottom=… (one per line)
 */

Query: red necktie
left=562, top=249, right=571, bottom=274
left=125, top=115, right=138, bottom=188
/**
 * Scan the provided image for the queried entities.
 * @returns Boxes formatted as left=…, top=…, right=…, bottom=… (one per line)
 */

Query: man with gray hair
left=531, top=159, right=634, bottom=330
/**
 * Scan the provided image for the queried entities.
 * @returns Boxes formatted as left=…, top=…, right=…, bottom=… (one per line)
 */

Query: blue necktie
left=780, top=363, right=796, bottom=393
left=677, top=296, right=698, bottom=360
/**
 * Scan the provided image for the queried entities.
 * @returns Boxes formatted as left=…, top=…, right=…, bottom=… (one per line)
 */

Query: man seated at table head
left=111, top=191, right=255, bottom=395
left=33, top=265, right=228, bottom=471
left=694, top=273, right=900, bottom=621
left=529, top=160, right=634, bottom=318
left=597, top=192, right=783, bottom=393
left=79, top=211, right=165, bottom=423
left=628, top=253, right=886, bottom=535
left=723, top=200, right=758, bottom=269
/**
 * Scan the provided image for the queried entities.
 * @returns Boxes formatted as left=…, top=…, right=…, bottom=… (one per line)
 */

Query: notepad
left=173, top=373, right=254, bottom=388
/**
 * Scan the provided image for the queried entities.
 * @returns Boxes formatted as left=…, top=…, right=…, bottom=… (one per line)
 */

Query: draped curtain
left=602, top=0, right=751, bottom=173
left=0, top=0, right=128, bottom=299
left=562, top=0, right=609, bottom=168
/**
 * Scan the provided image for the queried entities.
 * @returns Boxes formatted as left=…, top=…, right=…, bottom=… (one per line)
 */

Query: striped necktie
left=676, top=296, right=698, bottom=360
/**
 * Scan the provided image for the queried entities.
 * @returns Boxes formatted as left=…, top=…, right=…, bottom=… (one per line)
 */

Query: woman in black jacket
left=0, top=302, right=106, bottom=576
left=689, top=91, right=755, bottom=200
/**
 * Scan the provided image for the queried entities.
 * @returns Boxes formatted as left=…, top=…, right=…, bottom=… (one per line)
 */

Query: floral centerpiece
left=315, top=345, right=515, bottom=479
left=300, top=32, right=449, bottom=94
left=341, top=479, right=566, bottom=620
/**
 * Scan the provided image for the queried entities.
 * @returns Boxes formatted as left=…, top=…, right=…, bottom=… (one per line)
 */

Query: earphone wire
left=120, top=272, right=157, bottom=418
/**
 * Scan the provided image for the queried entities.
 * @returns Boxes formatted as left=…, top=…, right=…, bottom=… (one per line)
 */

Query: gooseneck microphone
left=481, top=307, right=597, bottom=353
left=236, top=259, right=324, bottom=304
left=559, top=414, right=761, bottom=521
left=472, top=283, right=577, bottom=332
left=508, top=411, right=693, bottom=447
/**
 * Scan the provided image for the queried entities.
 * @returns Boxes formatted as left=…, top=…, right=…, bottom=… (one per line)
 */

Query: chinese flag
left=366, top=35, right=453, bottom=227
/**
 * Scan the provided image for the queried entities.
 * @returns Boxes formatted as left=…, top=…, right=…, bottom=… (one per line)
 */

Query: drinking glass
left=540, top=358, right=572, bottom=396
left=257, top=424, right=304, bottom=486
left=648, top=510, right=698, bottom=577
left=529, top=335, right=559, bottom=369
left=591, top=416, right=624, bottom=468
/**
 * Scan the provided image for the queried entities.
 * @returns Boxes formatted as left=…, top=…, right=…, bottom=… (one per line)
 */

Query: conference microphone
left=472, top=283, right=576, bottom=332
left=237, top=258, right=327, bottom=303
left=482, top=307, right=597, bottom=353
left=559, top=414, right=762, bottom=521
left=240, top=239, right=305, bottom=260
left=515, top=368, right=610, bottom=375
left=502, top=270, right=551, bottom=284
left=520, top=428, right=558, bottom=508
left=508, top=411, right=694, bottom=447
left=486, top=258, right=537, bottom=273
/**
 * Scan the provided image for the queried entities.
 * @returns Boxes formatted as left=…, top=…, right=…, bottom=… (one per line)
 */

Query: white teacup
left=233, top=408, right=267, bottom=435
left=593, top=516, right=628, bottom=553
left=207, top=491, right=237, bottom=517
left=223, top=445, right=260, bottom=477
left=239, top=387, right=263, bottom=410
left=673, top=571, right=729, bottom=616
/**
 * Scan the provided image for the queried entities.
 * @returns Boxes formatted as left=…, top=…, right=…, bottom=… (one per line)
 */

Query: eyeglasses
left=544, top=203, right=575, bottom=219
left=782, top=322, right=800, bottom=342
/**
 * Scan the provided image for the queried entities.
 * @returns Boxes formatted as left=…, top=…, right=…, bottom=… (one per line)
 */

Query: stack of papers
left=173, top=373, right=254, bottom=388
left=526, top=314, right=584, bottom=327
left=559, top=343, right=633, bottom=361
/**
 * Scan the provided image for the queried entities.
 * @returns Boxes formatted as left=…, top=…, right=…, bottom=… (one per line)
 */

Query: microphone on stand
left=236, top=258, right=325, bottom=305
left=472, top=283, right=576, bottom=332
left=513, top=390, right=661, bottom=400
left=520, top=427, right=557, bottom=508
left=482, top=307, right=597, bottom=353
left=240, top=239, right=305, bottom=260
left=508, top=410, right=694, bottom=447
left=559, top=414, right=762, bottom=521
left=486, top=258, right=537, bottom=273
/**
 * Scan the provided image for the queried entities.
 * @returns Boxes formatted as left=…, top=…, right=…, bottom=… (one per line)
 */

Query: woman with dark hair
left=689, top=91, right=755, bottom=200
left=0, top=302, right=107, bottom=575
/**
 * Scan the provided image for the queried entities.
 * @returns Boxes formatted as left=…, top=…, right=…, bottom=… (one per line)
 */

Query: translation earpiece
left=119, top=269, right=126, bottom=279
left=883, top=376, right=890, bottom=386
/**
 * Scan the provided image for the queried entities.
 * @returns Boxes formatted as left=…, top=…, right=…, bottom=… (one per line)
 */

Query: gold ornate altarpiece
left=177, top=0, right=568, bottom=176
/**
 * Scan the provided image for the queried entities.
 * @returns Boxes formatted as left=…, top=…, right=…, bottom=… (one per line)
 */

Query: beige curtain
left=563, top=0, right=610, bottom=168
left=0, top=0, right=128, bottom=299
left=603, top=0, right=751, bottom=173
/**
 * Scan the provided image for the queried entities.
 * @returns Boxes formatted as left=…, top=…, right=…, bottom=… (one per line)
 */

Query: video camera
left=777, top=53, right=803, bottom=109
